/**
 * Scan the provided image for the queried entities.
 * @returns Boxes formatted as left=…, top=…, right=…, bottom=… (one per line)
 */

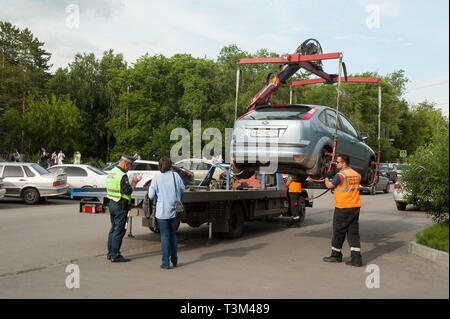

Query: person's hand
left=132, top=174, right=142, bottom=184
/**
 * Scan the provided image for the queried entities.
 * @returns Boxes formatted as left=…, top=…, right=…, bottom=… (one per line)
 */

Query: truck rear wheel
left=226, top=203, right=244, bottom=239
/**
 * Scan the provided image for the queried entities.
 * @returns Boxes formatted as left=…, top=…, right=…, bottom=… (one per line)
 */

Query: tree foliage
left=401, top=122, right=449, bottom=223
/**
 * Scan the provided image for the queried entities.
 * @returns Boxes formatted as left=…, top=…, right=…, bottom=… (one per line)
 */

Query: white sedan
left=0, top=177, right=6, bottom=199
left=48, top=164, right=107, bottom=194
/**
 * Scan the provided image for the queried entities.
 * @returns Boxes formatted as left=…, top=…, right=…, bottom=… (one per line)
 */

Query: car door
left=339, top=115, right=367, bottom=171
left=324, top=109, right=345, bottom=155
left=64, top=167, right=89, bottom=188
left=1, top=165, right=27, bottom=196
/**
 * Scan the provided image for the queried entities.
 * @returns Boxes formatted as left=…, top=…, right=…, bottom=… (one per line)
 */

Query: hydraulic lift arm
left=237, top=40, right=343, bottom=112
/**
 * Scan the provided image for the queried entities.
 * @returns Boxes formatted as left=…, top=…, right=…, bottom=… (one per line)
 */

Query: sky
left=1, top=0, right=448, bottom=116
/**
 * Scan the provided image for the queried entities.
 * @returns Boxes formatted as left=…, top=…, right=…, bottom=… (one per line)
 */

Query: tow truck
left=73, top=39, right=384, bottom=239
left=72, top=164, right=313, bottom=239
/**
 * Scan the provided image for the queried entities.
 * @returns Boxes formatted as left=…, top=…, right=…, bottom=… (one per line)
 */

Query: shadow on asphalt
left=0, top=198, right=76, bottom=209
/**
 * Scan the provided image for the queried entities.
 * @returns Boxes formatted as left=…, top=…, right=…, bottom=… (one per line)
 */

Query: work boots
left=323, top=250, right=343, bottom=263
left=346, top=251, right=363, bottom=267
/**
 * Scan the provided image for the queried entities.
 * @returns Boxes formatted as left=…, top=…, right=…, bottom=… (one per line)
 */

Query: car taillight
left=394, top=183, right=402, bottom=190
left=302, top=107, right=318, bottom=120
left=0, top=183, right=3, bottom=189
left=53, top=181, right=61, bottom=187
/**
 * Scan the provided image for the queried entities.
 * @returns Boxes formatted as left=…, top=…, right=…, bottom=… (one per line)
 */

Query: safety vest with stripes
left=106, top=166, right=131, bottom=203
left=334, top=168, right=361, bottom=208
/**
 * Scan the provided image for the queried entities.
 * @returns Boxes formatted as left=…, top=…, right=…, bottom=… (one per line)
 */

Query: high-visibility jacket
left=106, top=166, right=131, bottom=203
left=334, top=168, right=361, bottom=208
left=288, top=181, right=302, bottom=193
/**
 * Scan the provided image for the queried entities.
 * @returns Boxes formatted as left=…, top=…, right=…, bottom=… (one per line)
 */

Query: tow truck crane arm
left=238, top=39, right=343, bottom=112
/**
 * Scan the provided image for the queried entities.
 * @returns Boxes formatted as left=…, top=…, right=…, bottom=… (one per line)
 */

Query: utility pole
left=126, top=85, right=130, bottom=130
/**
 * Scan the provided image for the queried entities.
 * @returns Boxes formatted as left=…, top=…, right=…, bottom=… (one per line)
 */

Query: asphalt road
left=0, top=190, right=448, bottom=299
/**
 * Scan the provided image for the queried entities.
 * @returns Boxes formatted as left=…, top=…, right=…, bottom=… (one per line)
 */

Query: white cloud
left=405, top=77, right=449, bottom=116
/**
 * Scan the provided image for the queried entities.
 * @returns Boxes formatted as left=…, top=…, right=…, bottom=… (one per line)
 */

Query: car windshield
left=87, top=166, right=106, bottom=175
left=240, top=106, right=311, bottom=120
left=31, top=164, right=51, bottom=175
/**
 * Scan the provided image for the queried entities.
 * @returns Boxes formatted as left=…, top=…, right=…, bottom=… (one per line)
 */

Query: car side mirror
left=360, top=133, right=369, bottom=141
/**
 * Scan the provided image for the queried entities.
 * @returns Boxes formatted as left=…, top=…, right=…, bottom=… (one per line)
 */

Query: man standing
left=323, top=154, right=363, bottom=267
left=106, top=155, right=142, bottom=262
left=57, top=150, right=65, bottom=165
left=285, top=177, right=305, bottom=228
left=40, top=147, right=50, bottom=169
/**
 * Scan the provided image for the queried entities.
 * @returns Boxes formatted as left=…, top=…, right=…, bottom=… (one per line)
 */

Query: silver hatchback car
left=230, top=104, right=376, bottom=186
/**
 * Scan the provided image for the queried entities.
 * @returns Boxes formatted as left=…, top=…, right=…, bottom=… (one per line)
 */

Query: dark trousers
left=331, top=207, right=361, bottom=250
left=289, top=192, right=305, bottom=222
left=107, top=200, right=128, bottom=259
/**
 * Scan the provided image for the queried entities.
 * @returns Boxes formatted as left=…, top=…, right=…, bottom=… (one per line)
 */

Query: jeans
left=331, top=207, right=361, bottom=250
left=156, top=217, right=179, bottom=267
left=107, top=200, right=128, bottom=259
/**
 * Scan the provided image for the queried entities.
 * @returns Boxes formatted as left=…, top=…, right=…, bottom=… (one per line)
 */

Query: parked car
left=102, top=161, right=119, bottom=172
left=47, top=164, right=107, bottom=195
left=360, top=176, right=390, bottom=195
left=231, top=104, right=376, bottom=186
left=393, top=181, right=409, bottom=211
left=0, top=177, right=5, bottom=199
left=128, top=160, right=195, bottom=187
left=378, top=163, right=397, bottom=183
left=394, top=163, right=407, bottom=177
left=175, top=158, right=226, bottom=183
left=0, top=163, right=68, bottom=204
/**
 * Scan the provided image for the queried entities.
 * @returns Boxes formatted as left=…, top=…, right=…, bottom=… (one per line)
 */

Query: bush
left=401, top=122, right=449, bottom=223
left=416, top=220, right=449, bottom=252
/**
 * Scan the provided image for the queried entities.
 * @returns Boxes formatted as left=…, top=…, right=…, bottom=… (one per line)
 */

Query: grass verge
left=416, top=220, right=449, bottom=252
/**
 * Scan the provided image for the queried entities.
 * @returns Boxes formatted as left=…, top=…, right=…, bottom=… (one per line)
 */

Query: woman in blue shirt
left=148, top=157, right=185, bottom=269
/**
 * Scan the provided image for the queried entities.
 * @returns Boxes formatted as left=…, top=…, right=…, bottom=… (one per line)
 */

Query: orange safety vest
left=334, top=168, right=361, bottom=208
left=288, top=181, right=302, bottom=193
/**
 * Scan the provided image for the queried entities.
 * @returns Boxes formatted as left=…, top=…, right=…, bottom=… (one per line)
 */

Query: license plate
left=251, top=129, right=278, bottom=137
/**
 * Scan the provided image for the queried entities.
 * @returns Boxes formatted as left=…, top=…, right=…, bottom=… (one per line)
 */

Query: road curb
left=408, top=241, right=449, bottom=267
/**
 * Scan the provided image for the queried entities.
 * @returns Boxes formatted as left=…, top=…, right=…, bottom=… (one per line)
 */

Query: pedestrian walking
left=106, top=155, right=142, bottom=262
left=323, top=154, right=363, bottom=267
left=51, top=151, right=58, bottom=166
left=57, top=150, right=65, bottom=165
left=148, top=157, right=185, bottom=269
left=11, top=149, right=20, bottom=162
left=40, top=147, right=50, bottom=169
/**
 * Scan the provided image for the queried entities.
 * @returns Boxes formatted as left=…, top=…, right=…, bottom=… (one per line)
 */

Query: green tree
left=401, top=121, right=449, bottom=223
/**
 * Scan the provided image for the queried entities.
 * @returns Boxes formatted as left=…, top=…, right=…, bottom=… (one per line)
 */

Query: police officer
left=106, top=155, right=142, bottom=262
left=286, top=177, right=305, bottom=228
left=323, top=154, right=363, bottom=267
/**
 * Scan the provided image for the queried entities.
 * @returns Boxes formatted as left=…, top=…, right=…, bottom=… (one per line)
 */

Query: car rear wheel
left=362, top=159, right=376, bottom=187
left=396, top=201, right=407, bottom=211
left=313, top=149, right=333, bottom=179
left=22, top=188, right=40, bottom=205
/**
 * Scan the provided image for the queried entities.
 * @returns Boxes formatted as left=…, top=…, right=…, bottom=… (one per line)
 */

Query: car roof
left=0, top=162, right=38, bottom=166
left=134, top=160, right=159, bottom=164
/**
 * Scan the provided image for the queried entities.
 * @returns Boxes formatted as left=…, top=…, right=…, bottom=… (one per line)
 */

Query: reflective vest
left=334, top=168, right=361, bottom=208
left=106, top=166, right=131, bottom=203
left=288, top=181, right=302, bottom=193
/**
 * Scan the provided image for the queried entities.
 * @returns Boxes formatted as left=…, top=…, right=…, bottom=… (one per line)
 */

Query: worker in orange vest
left=285, top=177, right=304, bottom=228
left=323, top=154, right=363, bottom=267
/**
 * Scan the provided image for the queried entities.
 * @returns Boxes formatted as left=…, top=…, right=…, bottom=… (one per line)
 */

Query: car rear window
left=87, top=166, right=106, bottom=175
left=30, top=164, right=50, bottom=175
left=240, top=106, right=312, bottom=120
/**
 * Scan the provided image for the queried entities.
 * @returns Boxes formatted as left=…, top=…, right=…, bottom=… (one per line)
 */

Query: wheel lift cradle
left=71, top=168, right=314, bottom=239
